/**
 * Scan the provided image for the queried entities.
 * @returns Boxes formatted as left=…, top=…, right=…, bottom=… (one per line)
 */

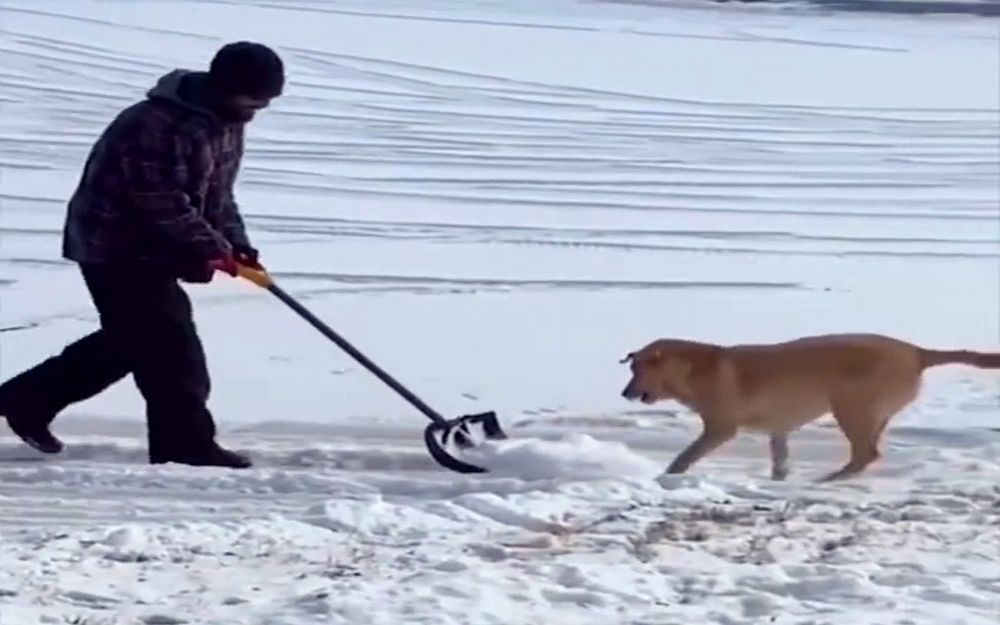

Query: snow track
left=0, top=419, right=998, bottom=624
left=0, top=0, right=997, bottom=623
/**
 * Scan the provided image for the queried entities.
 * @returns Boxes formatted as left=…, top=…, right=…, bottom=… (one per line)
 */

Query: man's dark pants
left=0, top=263, right=217, bottom=460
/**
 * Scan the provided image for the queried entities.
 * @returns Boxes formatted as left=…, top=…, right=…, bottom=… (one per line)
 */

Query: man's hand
left=184, top=247, right=261, bottom=283
left=208, top=255, right=239, bottom=277
left=232, top=244, right=262, bottom=270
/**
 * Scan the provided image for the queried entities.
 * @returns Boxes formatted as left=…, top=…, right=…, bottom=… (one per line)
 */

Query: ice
left=0, top=1, right=997, bottom=624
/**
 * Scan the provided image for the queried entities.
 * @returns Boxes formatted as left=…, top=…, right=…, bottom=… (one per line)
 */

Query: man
left=0, top=41, right=285, bottom=469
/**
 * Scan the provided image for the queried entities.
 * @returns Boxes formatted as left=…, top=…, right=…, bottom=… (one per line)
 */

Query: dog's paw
left=654, top=471, right=701, bottom=490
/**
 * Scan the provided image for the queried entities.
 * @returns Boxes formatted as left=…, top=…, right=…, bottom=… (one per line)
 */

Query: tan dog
left=619, top=333, right=1000, bottom=482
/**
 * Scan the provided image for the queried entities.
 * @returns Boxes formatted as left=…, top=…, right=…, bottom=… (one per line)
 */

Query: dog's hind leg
left=820, top=382, right=919, bottom=482
left=769, top=432, right=789, bottom=481
left=664, top=422, right=737, bottom=475
left=819, top=403, right=882, bottom=482
left=818, top=431, right=880, bottom=482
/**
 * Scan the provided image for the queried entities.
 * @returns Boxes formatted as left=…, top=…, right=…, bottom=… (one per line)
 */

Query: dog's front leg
left=664, top=423, right=737, bottom=475
left=769, top=432, right=789, bottom=481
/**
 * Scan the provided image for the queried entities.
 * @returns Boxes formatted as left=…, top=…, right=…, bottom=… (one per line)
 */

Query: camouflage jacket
left=61, top=69, right=252, bottom=273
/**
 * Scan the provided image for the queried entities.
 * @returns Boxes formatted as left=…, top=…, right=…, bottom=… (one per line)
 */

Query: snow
left=0, top=0, right=998, bottom=623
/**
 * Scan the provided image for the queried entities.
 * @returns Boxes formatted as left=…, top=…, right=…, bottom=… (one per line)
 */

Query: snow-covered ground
left=0, top=0, right=997, bottom=623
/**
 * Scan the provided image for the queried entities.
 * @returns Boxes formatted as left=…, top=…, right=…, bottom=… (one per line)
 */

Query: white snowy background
left=0, top=1, right=998, bottom=624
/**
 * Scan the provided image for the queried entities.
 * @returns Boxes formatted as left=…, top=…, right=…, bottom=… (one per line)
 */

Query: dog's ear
left=620, top=349, right=663, bottom=364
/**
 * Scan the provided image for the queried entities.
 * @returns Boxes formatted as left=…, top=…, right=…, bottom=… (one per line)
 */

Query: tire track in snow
left=0, top=1, right=996, bottom=383
left=0, top=6, right=997, bottom=622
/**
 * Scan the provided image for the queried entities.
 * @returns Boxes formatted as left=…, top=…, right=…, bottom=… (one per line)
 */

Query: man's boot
left=150, top=442, right=252, bottom=469
left=2, top=411, right=63, bottom=454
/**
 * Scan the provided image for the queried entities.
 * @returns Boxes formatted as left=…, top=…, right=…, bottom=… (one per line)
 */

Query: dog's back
left=720, top=333, right=924, bottom=431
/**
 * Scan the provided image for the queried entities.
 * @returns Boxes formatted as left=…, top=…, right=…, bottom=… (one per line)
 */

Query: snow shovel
left=234, top=264, right=508, bottom=474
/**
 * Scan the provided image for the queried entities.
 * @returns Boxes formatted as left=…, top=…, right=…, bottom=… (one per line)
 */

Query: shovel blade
left=422, top=411, right=508, bottom=474
left=447, top=411, right=507, bottom=448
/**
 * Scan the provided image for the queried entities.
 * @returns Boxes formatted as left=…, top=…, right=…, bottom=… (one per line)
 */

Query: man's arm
left=217, top=129, right=253, bottom=250
left=219, top=198, right=252, bottom=250
left=120, top=128, right=233, bottom=261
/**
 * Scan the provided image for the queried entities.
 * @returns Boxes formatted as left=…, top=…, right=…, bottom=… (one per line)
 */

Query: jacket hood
left=146, top=69, right=219, bottom=122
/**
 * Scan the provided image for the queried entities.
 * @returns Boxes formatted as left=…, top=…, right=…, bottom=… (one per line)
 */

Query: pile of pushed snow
left=299, top=438, right=668, bottom=540
left=462, top=432, right=662, bottom=481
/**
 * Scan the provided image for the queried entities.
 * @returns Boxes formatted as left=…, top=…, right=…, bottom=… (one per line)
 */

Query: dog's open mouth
left=622, top=386, right=656, bottom=404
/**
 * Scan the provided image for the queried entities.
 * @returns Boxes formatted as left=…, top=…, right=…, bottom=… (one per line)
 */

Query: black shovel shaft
left=265, top=283, right=448, bottom=425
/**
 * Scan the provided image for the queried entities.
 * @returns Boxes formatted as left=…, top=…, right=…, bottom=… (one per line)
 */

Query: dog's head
left=619, top=340, right=714, bottom=405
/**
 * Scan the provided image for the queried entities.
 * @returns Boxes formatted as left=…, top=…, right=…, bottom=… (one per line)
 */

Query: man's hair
left=208, top=41, right=285, bottom=98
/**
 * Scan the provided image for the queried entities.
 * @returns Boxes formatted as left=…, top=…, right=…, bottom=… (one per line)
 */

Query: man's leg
left=83, top=265, right=249, bottom=468
left=0, top=270, right=131, bottom=452
left=133, top=278, right=216, bottom=461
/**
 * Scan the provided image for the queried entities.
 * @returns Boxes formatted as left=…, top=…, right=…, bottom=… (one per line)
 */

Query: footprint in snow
left=143, top=616, right=188, bottom=625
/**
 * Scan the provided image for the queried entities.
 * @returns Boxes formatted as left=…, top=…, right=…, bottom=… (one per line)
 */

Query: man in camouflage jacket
left=0, top=42, right=285, bottom=469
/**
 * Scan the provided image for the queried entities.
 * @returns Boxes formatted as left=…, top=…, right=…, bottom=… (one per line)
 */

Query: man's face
left=214, top=93, right=274, bottom=124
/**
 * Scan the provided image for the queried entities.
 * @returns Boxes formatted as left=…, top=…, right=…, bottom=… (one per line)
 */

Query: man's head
left=206, top=41, right=284, bottom=123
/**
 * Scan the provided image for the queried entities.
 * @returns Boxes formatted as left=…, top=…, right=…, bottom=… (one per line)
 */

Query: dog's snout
left=621, top=380, right=639, bottom=400
left=622, top=383, right=654, bottom=404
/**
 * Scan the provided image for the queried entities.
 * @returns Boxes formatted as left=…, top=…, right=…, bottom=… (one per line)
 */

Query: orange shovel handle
left=236, top=263, right=274, bottom=288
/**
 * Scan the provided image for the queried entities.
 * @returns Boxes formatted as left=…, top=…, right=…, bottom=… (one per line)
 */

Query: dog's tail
left=920, top=348, right=1000, bottom=370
